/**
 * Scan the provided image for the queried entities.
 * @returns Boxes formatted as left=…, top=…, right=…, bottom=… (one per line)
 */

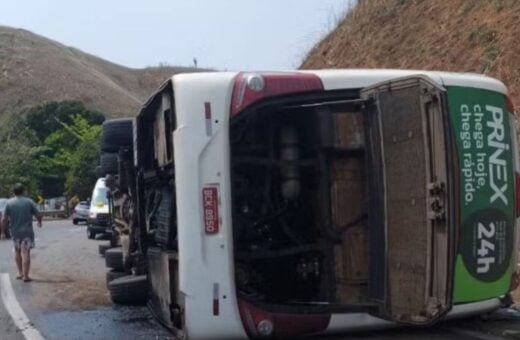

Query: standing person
left=0, top=183, right=42, bottom=282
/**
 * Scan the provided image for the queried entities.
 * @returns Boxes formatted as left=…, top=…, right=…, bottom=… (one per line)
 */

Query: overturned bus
left=98, top=69, right=520, bottom=339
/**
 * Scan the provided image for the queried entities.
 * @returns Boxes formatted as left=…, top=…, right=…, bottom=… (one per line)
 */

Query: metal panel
left=147, top=247, right=179, bottom=330
left=381, top=85, right=429, bottom=322
left=362, top=77, right=452, bottom=325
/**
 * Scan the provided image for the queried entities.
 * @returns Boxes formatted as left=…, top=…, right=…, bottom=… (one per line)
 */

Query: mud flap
left=362, top=76, right=455, bottom=325
left=147, top=247, right=182, bottom=330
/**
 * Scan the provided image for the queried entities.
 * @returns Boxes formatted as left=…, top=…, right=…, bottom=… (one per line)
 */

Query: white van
left=87, top=177, right=111, bottom=239
left=102, top=69, right=519, bottom=339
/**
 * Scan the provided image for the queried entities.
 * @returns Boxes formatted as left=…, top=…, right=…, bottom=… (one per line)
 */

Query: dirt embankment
left=301, top=0, right=520, bottom=109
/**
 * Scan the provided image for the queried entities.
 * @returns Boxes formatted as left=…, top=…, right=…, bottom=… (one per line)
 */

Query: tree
left=31, top=114, right=102, bottom=198
left=64, top=116, right=102, bottom=199
left=0, top=101, right=106, bottom=199
left=0, top=116, right=40, bottom=197
left=0, top=138, right=39, bottom=197
left=21, top=102, right=105, bottom=198
left=22, top=101, right=104, bottom=143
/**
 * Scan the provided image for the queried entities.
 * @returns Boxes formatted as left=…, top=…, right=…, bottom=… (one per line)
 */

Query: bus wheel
left=105, top=248, right=124, bottom=271
left=109, top=275, right=148, bottom=305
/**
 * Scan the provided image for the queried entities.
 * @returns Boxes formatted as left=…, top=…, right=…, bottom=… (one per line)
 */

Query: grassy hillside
left=301, top=0, right=520, bottom=108
left=0, top=26, right=202, bottom=117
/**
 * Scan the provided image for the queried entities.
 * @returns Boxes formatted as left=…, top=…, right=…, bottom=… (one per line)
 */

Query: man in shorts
left=1, top=183, right=42, bottom=282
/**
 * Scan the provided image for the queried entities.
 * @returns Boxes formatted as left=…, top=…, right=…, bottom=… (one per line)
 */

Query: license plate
left=202, top=187, right=219, bottom=234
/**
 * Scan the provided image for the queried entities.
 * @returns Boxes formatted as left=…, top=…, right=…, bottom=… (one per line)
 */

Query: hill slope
left=0, top=26, right=200, bottom=117
left=301, top=0, right=520, bottom=107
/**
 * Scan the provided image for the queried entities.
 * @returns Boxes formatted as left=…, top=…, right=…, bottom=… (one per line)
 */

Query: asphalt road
left=0, top=219, right=518, bottom=340
left=0, top=219, right=173, bottom=340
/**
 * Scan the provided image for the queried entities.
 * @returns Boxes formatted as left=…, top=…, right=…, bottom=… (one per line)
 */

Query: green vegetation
left=0, top=101, right=104, bottom=200
left=23, top=101, right=104, bottom=142
left=492, top=0, right=515, bottom=12
left=481, top=46, right=500, bottom=73
left=0, top=135, right=40, bottom=196
left=459, top=0, right=478, bottom=15
left=64, top=117, right=102, bottom=200
left=469, top=26, right=497, bottom=45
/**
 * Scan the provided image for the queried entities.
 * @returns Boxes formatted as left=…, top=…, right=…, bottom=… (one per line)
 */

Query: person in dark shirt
left=1, top=183, right=42, bottom=282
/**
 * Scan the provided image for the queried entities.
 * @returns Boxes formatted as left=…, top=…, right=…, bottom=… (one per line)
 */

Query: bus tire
left=98, top=243, right=112, bottom=256
left=101, top=118, right=133, bottom=153
left=106, top=269, right=127, bottom=288
left=105, top=248, right=124, bottom=271
left=109, top=275, right=148, bottom=305
left=100, top=153, right=118, bottom=175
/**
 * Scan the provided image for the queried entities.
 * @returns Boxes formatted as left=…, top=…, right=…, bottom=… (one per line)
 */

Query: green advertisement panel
left=448, top=86, right=514, bottom=303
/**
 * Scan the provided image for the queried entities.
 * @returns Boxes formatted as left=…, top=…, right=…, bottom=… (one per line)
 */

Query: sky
left=0, top=0, right=353, bottom=71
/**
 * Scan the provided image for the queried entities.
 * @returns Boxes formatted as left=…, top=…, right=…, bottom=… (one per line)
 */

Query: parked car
left=71, top=201, right=90, bottom=225
left=0, top=198, right=10, bottom=238
left=87, top=178, right=111, bottom=239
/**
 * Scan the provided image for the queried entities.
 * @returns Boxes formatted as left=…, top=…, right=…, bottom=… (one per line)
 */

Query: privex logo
left=202, top=186, right=219, bottom=234
left=487, top=105, right=510, bottom=205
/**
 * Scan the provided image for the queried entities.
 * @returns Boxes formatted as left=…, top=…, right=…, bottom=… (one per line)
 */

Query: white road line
left=0, top=273, right=45, bottom=340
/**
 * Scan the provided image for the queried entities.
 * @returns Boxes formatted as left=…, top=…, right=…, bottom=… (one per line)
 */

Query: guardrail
left=40, top=210, right=68, bottom=219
